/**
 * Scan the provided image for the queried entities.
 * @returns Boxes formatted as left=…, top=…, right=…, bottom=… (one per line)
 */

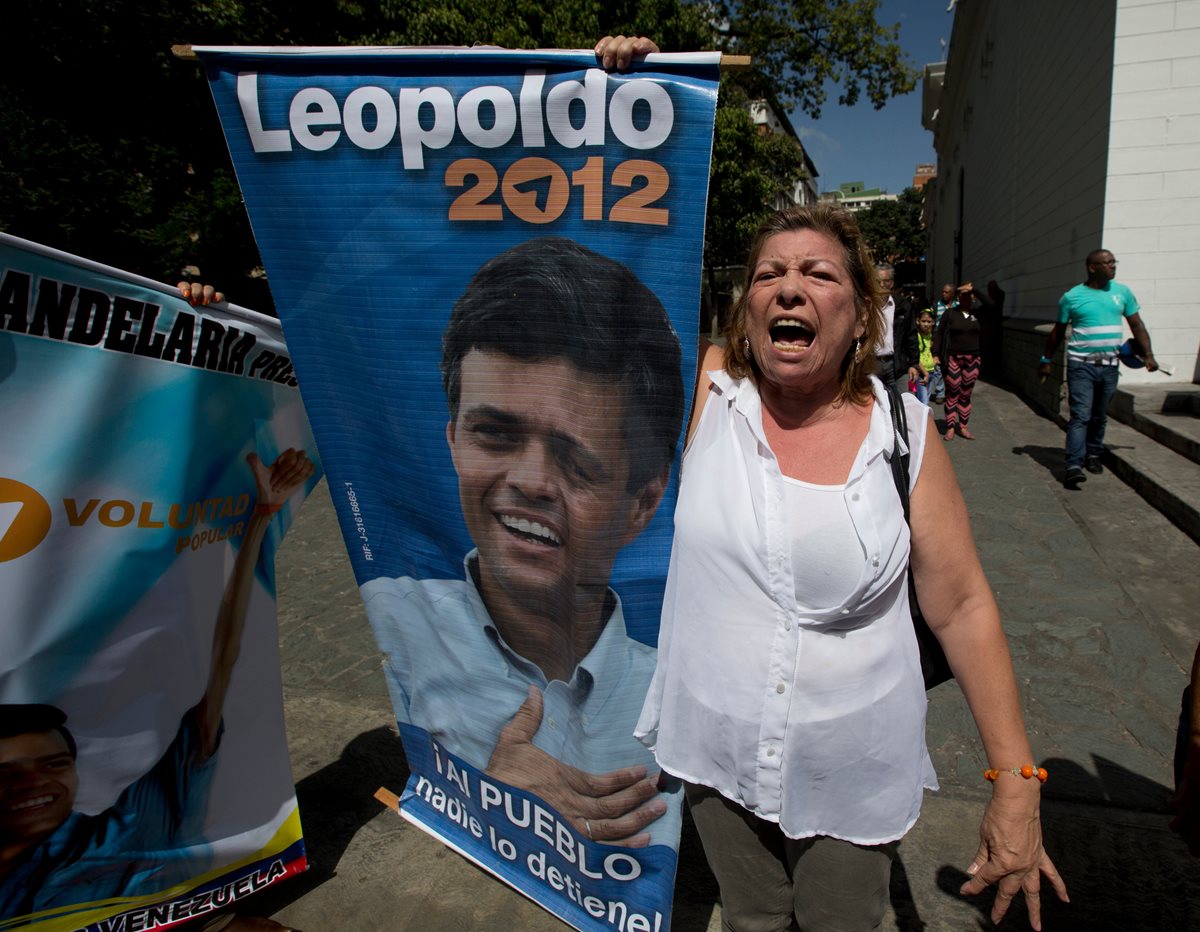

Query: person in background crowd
left=901, top=285, right=927, bottom=313
left=935, top=281, right=997, bottom=441
left=1039, top=249, right=1157, bottom=488
left=915, top=308, right=941, bottom=405
left=873, top=262, right=919, bottom=396
left=934, top=282, right=956, bottom=325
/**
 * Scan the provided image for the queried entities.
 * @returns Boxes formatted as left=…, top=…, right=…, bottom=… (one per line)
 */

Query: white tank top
left=635, top=374, right=937, bottom=844
left=781, top=476, right=863, bottom=611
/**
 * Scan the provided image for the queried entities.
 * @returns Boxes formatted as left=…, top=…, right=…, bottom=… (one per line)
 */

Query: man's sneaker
left=1085, top=456, right=1103, bottom=474
left=1065, top=466, right=1087, bottom=488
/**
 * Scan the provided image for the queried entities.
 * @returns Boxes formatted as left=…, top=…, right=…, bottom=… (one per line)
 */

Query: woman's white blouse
left=636, top=373, right=938, bottom=845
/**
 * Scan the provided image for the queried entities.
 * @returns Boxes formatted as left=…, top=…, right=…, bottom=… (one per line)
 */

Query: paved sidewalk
left=255, top=380, right=1200, bottom=930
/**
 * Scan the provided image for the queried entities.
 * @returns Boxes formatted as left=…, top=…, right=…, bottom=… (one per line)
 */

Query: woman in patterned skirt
left=934, top=282, right=997, bottom=440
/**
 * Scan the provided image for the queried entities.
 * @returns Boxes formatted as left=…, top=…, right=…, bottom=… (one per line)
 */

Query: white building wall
left=1104, top=0, right=1200, bottom=382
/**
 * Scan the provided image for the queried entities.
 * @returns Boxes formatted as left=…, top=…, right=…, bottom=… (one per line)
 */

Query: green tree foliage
left=694, top=0, right=918, bottom=269
left=0, top=0, right=350, bottom=310
left=0, top=0, right=915, bottom=308
left=855, top=186, right=925, bottom=264
left=351, top=0, right=710, bottom=51
left=705, top=86, right=806, bottom=271
left=706, top=0, right=917, bottom=119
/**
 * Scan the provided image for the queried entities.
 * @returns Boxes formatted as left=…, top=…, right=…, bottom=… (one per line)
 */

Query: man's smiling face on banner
left=446, top=350, right=664, bottom=618
left=0, top=729, right=78, bottom=844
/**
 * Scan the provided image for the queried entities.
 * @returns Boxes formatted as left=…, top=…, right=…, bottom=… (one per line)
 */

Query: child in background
left=916, top=309, right=942, bottom=404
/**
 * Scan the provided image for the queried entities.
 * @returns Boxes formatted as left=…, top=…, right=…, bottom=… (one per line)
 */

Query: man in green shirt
left=1040, top=249, right=1157, bottom=488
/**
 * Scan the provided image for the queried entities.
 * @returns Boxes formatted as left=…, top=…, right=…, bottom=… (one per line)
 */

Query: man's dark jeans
left=1066, top=359, right=1120, bottom=469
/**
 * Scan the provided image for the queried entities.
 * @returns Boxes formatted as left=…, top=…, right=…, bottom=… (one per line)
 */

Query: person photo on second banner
left=0, top=449, right=313, bottom=919
left=360, top=237, right=684, bottom=848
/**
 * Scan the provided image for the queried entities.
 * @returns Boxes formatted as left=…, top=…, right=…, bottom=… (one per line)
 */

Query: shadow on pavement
left=240, top=726, right=728, bottom=930
left=928, top=755, right=1196, bottom=930
left=1045, top=755, right=1171, bottom=812
left=212, top=739, right=1199, bottom=929
left=889, top=851, right=930, bottom=931
left=933, top=864, right=992, bottom=930
left=1011, top=444, right=1076, bottom=488
left=240, top=726, right=410, bottom=915
left=1011, top=441, right=1139, bottom=490
left=1011, top=442, right=1062, bottom=471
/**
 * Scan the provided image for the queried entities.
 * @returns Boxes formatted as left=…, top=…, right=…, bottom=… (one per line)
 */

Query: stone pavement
left=248, top=379, right=1200, bottom=931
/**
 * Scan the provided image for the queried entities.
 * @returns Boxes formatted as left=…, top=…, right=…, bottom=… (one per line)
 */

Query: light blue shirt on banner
left=0, top=715, right=216, bottom=918
left=1058, top=281, right=1140, bottom=362
left=360, top=551, right=680, bottom=847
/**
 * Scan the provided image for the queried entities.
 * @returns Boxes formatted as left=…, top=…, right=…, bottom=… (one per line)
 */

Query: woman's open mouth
left=769, top=319, right=815, bottom=352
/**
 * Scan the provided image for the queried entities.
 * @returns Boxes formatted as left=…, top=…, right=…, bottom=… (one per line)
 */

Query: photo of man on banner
left=0, top=449, right=313, bottom=918
left=192, top=42, right=719, bottom=927
left=361, top=237, right=683, bottom=848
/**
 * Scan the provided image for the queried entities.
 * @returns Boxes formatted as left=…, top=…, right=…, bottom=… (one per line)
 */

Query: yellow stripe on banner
left=0, top=807, right=304, bottom=932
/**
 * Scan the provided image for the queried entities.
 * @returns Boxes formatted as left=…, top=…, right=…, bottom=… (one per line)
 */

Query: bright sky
left=791, top=0, right=952, bottom=196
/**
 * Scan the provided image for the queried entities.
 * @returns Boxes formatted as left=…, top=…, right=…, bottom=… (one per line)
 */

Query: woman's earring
left=742, top=336, right=751, bottom=359
left=853, top=339, right=862, bottom=364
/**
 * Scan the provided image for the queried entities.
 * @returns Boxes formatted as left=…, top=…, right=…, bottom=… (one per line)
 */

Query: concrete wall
left=1003, top=319, right=1065, bottom=419
left=930, top=0, right=1200, bottom=407
left=927, top=0, right=1116, bottom=327
left=1103, top=0, right=1200, bottom=383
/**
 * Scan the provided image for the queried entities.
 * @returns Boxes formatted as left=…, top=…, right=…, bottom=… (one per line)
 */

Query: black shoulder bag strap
left=886, top=385, right=954, bottom=690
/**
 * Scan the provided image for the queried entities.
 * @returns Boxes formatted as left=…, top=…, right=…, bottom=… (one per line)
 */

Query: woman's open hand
left=959, top=788, right=1069, bottom=929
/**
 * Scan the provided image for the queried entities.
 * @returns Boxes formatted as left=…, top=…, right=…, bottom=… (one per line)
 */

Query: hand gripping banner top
left=196, top=45, right=719, bottom=930
left=0, top=233, right=321, bottom=931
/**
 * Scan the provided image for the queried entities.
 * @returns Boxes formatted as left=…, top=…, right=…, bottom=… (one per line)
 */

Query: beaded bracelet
left=984, top=765, right=1048, bottom=783
left=254, top=502, right=285, bottom=516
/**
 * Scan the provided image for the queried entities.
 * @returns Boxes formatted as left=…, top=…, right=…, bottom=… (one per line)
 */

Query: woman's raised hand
left=595, top=36, right=660, bottom=71
left=177, top=282, right=225, bottom=306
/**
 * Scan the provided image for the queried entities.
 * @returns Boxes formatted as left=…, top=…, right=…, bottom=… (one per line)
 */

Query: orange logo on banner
left=0, top=478, right=52, bottom=562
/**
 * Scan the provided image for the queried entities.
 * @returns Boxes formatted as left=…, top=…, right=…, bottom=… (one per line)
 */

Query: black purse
left=886, top=386, right=954, bottom=690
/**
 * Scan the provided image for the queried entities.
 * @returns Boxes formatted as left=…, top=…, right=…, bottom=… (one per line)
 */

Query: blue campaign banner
left=0, top=234, right=320, bottom=931
left=196, top=46, right=718, bottom=929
